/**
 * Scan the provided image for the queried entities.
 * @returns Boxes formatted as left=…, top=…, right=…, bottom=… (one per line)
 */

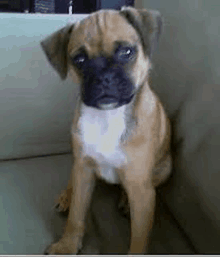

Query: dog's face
left=41, top=7, right=163, bottom=110
left=68, top=11, right=142, bottom=110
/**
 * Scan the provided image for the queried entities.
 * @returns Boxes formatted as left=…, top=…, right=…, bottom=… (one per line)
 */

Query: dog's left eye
left=115, top=47, right=135, bottom=62
left=72, top=53, right=87, bottom=67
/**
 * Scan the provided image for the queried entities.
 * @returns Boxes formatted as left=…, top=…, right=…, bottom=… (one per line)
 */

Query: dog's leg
left=118, top=187, right=130, bottom=218
left=152, top=154, right=172, bottom=188
left=46, top=160, right=95, bottom=254
left=127, top=181, right=155, bottom=254
left=55, top=176, right=72, bottom=212
left=120, top=167, right=156, bottom=254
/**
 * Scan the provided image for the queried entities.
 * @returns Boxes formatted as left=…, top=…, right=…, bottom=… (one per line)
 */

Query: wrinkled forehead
left=68, top=10, right=140, bottom=56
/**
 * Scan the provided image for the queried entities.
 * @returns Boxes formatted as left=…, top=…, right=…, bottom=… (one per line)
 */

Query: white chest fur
left=79, top=104, right=127, bottom=183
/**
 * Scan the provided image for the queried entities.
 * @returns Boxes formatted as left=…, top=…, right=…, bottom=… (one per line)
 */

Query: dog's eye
left=115, top=47, right=135, bottom=62
left=72, top=53, right=87, bottom=67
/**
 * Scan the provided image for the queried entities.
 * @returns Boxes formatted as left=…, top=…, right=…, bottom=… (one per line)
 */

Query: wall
left=35, top=0, right=55, bottom=13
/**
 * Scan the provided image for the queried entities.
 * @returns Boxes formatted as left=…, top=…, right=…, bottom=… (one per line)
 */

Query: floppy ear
left=120, top=6, right=163, bottom=58
left=40, top=24, right=74, bottom=80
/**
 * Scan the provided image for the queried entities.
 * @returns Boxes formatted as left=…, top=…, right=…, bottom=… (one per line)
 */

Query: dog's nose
left=101, top=72, right=115, bottom=87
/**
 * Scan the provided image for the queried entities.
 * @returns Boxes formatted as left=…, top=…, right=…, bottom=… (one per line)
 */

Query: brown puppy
left=41, top=6, right=172, bottom=254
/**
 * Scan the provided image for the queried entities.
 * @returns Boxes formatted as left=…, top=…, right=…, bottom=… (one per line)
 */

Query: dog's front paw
left=54, top=189, right=71, bottom=212
left=45, top=236, right=82, bottom=255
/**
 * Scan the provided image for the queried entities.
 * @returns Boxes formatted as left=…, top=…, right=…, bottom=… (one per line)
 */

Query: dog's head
left=41, top=7, right=163, bottom=110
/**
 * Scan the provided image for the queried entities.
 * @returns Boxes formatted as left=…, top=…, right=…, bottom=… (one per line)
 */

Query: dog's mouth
left=96, top=96, right=118, bottom=110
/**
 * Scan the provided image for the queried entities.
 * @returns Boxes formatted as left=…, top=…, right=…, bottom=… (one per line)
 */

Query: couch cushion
left=134, top=0, right=220, bottom=253
left=0, top=14, right=86, bottom=160
left=0, top=154, right=193, bottom=254
left=162, top=84, right=220, bottom=253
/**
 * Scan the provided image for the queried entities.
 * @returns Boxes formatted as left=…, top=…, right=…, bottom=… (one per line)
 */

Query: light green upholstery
left=0, top=14, right=85, bottom=160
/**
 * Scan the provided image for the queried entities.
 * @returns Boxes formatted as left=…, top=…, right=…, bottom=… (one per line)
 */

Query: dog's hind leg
left=55, top=176, right=72, bottom=212
left=118, top=187, right=130, bottom=218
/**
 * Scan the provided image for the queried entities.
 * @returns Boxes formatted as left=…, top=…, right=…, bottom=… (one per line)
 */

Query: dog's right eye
left=72, top=53, right=87, bottom=67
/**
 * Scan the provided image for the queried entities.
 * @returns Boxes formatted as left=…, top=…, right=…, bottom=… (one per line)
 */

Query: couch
left=0, top=0, right=220, bottom=253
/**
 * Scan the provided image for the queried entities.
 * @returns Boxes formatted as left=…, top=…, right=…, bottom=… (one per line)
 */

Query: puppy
left=41, top=6, right=172, bottom=254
